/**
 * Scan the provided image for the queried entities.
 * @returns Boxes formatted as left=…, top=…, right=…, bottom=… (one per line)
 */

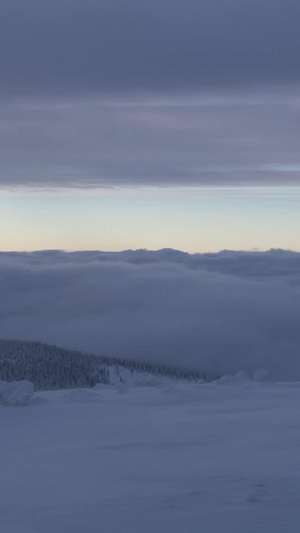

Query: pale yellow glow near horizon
left=1, top=186, right=300, bottom=253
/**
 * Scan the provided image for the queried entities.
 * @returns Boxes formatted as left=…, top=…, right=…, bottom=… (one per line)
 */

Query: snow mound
left=0, top=380, right=34, bottom=406
left=253, top=369, right=269, bottom=382
left=214, top=371, right=252, bottom=386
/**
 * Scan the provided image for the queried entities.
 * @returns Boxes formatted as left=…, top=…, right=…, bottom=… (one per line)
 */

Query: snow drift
left=0, top=380, right=34, bottom=406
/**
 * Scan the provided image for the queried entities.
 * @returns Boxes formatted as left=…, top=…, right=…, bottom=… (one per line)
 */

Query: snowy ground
left=1, top=380, right=300, bottom=532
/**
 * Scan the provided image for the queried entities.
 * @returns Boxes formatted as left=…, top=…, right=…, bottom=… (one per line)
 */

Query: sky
left=1, top=0, right=300, bottom=252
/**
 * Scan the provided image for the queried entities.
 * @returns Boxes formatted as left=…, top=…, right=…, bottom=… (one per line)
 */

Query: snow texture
left=0, top=380, right=34, bottom=406
left=1, top=379, right=300, bottom=532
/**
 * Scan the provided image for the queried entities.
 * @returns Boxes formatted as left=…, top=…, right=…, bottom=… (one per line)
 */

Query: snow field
left=1, top=380, right=300, bottom=532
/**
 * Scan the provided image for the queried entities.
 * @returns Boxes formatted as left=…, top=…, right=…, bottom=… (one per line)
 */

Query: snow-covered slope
left=1, top=379, right=300, bottom=532
left=0, top=339, right=214, bottom=390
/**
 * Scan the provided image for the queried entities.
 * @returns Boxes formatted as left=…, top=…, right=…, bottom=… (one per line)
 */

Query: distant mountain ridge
left=0, top=339, right=216, bottom=391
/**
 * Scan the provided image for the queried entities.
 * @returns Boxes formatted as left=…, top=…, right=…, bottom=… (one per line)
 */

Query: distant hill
left=0, top=339, right=217, bottom=391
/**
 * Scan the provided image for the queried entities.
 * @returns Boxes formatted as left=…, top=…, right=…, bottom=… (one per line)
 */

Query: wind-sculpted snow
left=0, top=379, right=34, bottom=406
left=1, top=249, right=300, bottom=380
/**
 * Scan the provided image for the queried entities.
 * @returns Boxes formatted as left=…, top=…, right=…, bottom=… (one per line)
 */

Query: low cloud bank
left=1, top=249, right=300, bottom=380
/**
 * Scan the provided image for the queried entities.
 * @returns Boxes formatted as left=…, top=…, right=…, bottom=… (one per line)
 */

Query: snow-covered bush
left=0, top=380, right=34, bottom=406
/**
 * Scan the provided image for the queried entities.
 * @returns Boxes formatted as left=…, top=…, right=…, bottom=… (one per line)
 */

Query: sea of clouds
left=1, top=248, right=300, bottom=380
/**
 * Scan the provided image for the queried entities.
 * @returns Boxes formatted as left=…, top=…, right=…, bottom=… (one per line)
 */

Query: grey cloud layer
left=1, top=1, right=300, bottom=188
left=1, top=249, right=300, bottom=380
left=1, top=99, right=300, bottom=187
left=1, top=0, right=300, bottom=97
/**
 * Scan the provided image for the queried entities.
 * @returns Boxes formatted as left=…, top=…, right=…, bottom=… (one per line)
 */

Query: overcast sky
left=1, top=0, right=300, bottom=188
left=1, top=0, right=300, bottom=97
left=1, top=0, right=300, bottom=251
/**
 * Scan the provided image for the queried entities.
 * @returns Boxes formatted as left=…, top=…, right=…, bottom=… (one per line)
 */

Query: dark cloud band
left=0, top=98, right=300, bottom=188
left=0, top=0, right=299, bottom=97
